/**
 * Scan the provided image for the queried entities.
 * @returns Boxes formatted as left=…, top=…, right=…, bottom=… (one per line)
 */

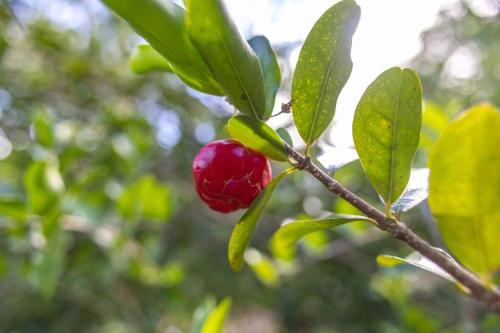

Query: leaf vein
left=212, top=14, right=260, bottom=118
left=387, top=70, right=403, bottom=204
left=306, top=23, right=348, bottom=146
left=472, top=126, right=488, bottom=273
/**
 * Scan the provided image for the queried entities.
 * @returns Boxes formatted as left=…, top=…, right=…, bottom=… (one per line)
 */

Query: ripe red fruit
left=192, top=139, right=272, bottom=213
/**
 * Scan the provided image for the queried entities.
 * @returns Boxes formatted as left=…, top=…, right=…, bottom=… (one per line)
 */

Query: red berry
left=192, top=139, right=272, bottom=213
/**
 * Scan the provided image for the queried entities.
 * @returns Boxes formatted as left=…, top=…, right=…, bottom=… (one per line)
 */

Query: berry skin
left=192, top=139, right=272, bottom=213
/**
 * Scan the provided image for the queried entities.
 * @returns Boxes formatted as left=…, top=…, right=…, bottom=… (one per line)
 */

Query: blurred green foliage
left=0, top=1, right=499, bottom=332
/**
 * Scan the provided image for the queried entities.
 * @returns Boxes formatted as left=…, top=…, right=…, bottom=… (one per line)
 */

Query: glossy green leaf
left=225, top=115, right=288, bottom=161
left=248, top=36, right=281, bottom=118
left=270, top=214, right=373, bottom=261
left=244, top=248, right=279, bottom=287
left=102, top=0, right=223, bottom=95
left=186, top=0, right=266, bottom=118
left=117, top=175, right=172, bottom=221
left=428, top=104, right=500, bottom=275
left=276, top=128, right=293, bottom=147
left=200, top=297, right=232, bottom=333
left=377, top=251, right=457, bottom=283
left=292, top=0, right=360, bottom=147
left=129, top=44, right=172, bottom=74
left=353, top=67, right=422, bottom=210
left=228, top=168, right=296, bottom=271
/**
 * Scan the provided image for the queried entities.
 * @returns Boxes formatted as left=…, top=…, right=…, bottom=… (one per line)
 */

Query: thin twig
left=284, top=143, right=500, bottom=314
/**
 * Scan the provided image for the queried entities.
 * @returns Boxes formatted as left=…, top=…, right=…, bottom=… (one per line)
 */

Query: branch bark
left=284, top=143, right=500, bottom=314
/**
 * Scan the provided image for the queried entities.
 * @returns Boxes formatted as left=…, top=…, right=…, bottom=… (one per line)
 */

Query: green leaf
left=270, top=214, right=373, bottom=261
left=228, top=168, right=296, bottom=271
left=292, top=0, right=360, bottom=147
left=117, top=175, right=172, bottom=221
left=353, top=67, right=422, bottom=211
left=225, top=115, right=288, bottom=161
left=428, top=103, right=500, bottom=276
left=31, top=228, right=71, bottom=300
left=102, top=0, right=223, bottom=95
left=276, top=128, right=293, bottom=147
left=186, top=0, right=266, bottom=118
left=24, top=161, right=64, bottom=215
left=302, top=230, right=330, bottom=256
left=33, top=109, right=55, bottom=148
left=200, top=297, right=232, bottom=333
left=248, top=36, right=281, bottom=118
left=244, top=248, right=279, bottom=287
left=129, top=44, right=172, bottom=74
left=0, top=29, right=7, bottom=59
left=0, top=197, right=27, bottom=220
left=377, top=251, right=457, bottom=284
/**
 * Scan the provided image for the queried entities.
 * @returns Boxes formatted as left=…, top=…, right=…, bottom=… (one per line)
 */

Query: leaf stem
left=304, top=144, right=311, bottom=157
left=284, top=143, right=500, bottom=314
left=384, top=204, right=392, bottom=218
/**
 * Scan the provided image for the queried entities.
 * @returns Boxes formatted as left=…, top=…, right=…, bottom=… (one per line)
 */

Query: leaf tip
left=376, top=255, right=399, bottom=267
left=228, top=257, right=243, bottom=272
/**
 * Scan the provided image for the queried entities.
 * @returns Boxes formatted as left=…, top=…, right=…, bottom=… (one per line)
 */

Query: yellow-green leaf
left=225, top=115, right=288, bottom=161
left=186, top=0, right=266, bottom=118
left=428, top=103, right=500, bottom=276
left=353, top=67, right=422, bottom=211
left=200, top=297, right=232, bottom=333
left=117, top=175, right=172, bottom=221
left=244, top=248, right=279, bottom=287
left=0, top=197, right=26, bottom=220
left=129, top=44, right=172, bottom=74
left=269, top=214, right=373, bottom=261
left=420, top=101, right=450, bottom=151
left=292, top=0, right=360, bottom=147
left=102, top=0, right=223, bottom=95
left=228, top=168, right=296, bottom=271
left=191, top=298, right=216, bottom=333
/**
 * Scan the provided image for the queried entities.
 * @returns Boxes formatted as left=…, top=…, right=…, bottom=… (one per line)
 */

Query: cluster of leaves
left=108, top=0, right=499, bottom=292
left=0, top=7, right=242, bottom=331
left=1, top=0, right=499, bottom=331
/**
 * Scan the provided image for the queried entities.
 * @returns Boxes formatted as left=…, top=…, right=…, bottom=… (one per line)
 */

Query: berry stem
left=284, top=143, right=500, bottom=314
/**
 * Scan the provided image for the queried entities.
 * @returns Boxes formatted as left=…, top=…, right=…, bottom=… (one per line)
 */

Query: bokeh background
left=0, top=0, right=499, bottom=332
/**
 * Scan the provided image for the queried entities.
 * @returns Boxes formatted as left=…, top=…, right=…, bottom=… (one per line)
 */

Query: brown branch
left=284, top=143, right=500, bottom=314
